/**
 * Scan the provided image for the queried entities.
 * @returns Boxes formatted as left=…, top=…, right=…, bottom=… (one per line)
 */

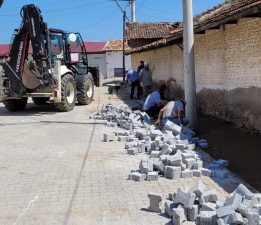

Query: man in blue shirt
left=125, top=69, right=141, bottom=99
left=143, top=87, right=165, bottom=118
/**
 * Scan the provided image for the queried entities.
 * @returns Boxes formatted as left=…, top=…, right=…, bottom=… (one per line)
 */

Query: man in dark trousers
left=125, top=69, right=141, bottom=99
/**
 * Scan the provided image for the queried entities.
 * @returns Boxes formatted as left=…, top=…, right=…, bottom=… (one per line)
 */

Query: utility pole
left=117, top=0, right=136, bottom=22
left=183, top=0, right=197, bottom=128
left=122, top=10, right=126, bottom=81
left=130, top=0, right=136, bottom=22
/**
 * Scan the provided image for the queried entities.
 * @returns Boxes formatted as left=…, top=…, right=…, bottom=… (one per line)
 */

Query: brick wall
left=131, top=17, right=261, bottom=132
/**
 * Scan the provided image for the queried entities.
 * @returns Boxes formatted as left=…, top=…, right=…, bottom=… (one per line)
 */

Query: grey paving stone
left=192, top=170, right=202, bottom=177
left=137, top=142, right=146, bottom=153
left=103, top=132, right=115, bottom=142
left=196, top=211, right=217, bottom=225
left=246, top=208, right=259, bottom=225
left=201, top=203, right=217, bottom=211
left=200, top=190, right=219, bottom=204
left=125, top=142, right=137, bottom=149
left=187, top=204, right=199, bottom=221
left=217, top=218, right=227, bottom=225
left=216, top=205, right=235, bottom=218
left=164, top=166, right=181, bottom=179
left=164, top=200, right=178, bottom=218
left=153, top=160, right=165, bottom=173
left=150, top=150, right=161, bottom=158
left=129, top=171, right=146, bottom=182
left=173, top=205, right=187, bottom=225
left=227, top=212, right=244, bottom=224
left=173, top=188, right=196, bottom=209
left=139, top=159, right=153, bottom=173
left=146, top=172, right=159, bottom=181
left=127, top=148, right=138, bottom=155
left=237, top=204, right=249, bottom=217
left=201, top=168, right=212, bottom=177
left=232, top=184, right=254, bottom=199
left=253, top=204, right=261, bottom=214
left=169, top=155, right=183, bottom=166
left=163, top=120, right=182, bottom=135
left=148, top=192, right=164, bottom=213
left=118, top=135, right=128, bottom=142
left=182, top=169, right=193, bottom=178
left=192, top=161, right=203, bottom=170
left=241, top=197, right=259, bottom=208
left=224, top=193, right=243, bottom=210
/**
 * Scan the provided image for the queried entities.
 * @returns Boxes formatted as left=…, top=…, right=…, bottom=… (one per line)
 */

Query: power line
left=76, top=9, right=118, bottom=30
left=136, top=0, right=147, bottom=12
left=0, top=0, right=109, bottom=17
left=112, top=0, right=130, bottom=21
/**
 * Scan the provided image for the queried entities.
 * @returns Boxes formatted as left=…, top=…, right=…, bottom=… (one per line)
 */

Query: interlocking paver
left=0, top=84, right=242, bottom=225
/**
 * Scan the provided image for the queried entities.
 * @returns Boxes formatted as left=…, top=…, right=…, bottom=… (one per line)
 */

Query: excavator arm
left=1, top=4, right=53, bottom=97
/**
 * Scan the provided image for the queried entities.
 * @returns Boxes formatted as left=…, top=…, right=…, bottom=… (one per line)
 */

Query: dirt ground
left=197, top=114, right=261, bottom=192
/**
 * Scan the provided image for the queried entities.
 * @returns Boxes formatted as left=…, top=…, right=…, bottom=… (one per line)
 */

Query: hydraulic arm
left=1, top=4, right=53, bottom=97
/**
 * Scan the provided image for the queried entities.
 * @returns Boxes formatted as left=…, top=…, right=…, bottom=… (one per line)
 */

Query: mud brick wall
left=131, top=18, right=261, bottom=132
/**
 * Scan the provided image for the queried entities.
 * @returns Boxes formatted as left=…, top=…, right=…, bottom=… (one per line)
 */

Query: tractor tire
left=32, top=97, right=50, bottom=105
left=76, top=73, right=94, bottom=105
left=3, top=98, right=28, bottom=111
left=54, top=74, right=76, bottom=112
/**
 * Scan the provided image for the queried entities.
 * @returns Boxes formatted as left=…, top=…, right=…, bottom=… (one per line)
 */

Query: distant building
left=103, top=40, right=131, bottom=79
left=84, top=41, right=107, bottom=78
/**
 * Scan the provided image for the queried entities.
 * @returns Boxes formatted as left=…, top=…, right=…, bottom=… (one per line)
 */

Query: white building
left=102, top=40, right=131, bottom=79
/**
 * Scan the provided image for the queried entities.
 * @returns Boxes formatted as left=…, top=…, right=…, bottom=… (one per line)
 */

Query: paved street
left=0, top=84, right=246, bottom=225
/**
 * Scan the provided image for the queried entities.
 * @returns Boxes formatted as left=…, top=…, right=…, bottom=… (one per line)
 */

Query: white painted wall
left=87, top=53, right=107, bottom=78
left=106, top=51, right=131, bottom=78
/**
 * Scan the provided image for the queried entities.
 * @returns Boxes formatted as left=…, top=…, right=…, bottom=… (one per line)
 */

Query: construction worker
left=143, top=78, right=175, bottom=118
left=125, top=69, right=141, bottom=99
left=155, top=99, right=189, bottom=127
left=139, top=62, right=153, bottom=98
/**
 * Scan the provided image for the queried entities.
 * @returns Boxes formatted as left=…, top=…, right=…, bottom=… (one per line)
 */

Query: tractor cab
left=49, top=29, right=88, bottom=75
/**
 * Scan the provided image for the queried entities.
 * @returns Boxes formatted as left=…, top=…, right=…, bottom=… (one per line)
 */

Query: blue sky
left=0, top=0, right=224, bottom=43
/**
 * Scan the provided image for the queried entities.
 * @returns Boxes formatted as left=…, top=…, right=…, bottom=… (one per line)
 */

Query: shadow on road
left=0, top=103, right=58, bottom=116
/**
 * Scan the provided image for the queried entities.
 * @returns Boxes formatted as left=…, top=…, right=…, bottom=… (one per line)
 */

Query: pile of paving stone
left=90, top=103, right=231, bottom=182
left=148, top=182, right=261, bottom=225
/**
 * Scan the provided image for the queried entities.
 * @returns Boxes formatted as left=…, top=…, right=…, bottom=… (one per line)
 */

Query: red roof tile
left=84, top=42, right=107, bottom=53
left=0, top=44, right=10, bottom=56
left=102, top=40, right=130, bottom=51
